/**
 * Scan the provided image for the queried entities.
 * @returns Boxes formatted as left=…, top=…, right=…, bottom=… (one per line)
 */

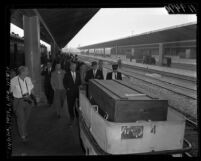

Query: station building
left=79, top=22, right=196, bottom=69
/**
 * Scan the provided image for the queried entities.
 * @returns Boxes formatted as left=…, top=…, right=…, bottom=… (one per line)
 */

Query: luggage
left=88, top=79, right=168, bottom=122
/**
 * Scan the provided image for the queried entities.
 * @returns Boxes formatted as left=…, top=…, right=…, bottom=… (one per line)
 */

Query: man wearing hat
left=85, top=61, right=104, bottom=97
left=85, top=61, right=104, bottom=82
left=106, top=64, right=122, bottom=80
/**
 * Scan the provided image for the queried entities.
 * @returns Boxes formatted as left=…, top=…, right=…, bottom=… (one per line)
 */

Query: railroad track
left=122, top=62, right=196, bottom=83
left=114, top=66, right=196, bottom=100
left=121, top=66, right=196, bottom=91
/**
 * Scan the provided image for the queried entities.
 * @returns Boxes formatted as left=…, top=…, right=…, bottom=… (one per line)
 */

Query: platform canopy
left=79, top=23, right=196, bottom=49
left=10, top=8, right=100, bottom=49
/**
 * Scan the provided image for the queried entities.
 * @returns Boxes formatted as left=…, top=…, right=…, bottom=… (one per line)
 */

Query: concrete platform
left=11, top=102, right=84, bottom=156
left=78, top=54, right=196, bottom=79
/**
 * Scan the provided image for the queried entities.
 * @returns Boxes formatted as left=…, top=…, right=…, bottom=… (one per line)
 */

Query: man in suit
left=85, top=61, right=104, bottom=97
left=63, top=61, right=81, bottom=126
left=41, top=61, right=54, bottom=106
left=106, top=64, right=122, bottom=80
left=85, top=61, right=104, bottom=82
left=98, top=60, right=104, bottom=79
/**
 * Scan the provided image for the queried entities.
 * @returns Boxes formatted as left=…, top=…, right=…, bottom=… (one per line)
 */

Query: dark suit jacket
left=41, top=67, right=53, bottom=88
left=85, top=69, right=104, bottom=82
left=63, top=71, right=81, bottom=97
left=106, top=72, right=122, bottom=80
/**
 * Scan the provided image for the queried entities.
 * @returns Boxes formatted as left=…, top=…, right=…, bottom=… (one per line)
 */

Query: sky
left=66, top=8, right=197, bottom=48
left=10, top=8, right=197, bottom=50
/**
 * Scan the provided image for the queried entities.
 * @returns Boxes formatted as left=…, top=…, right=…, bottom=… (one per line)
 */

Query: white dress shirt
left=112, top=72, right=117, bottom=80
left=48, top=67, right=52, bottom=73
left=71, top=71, right=76, bottom=82
left=10, top=76, right=34, bottom=98
left=93, top=69, right=97, bottom=77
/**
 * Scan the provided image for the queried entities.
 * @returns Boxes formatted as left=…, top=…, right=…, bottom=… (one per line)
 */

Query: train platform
left=11, top=98, right=84, bottom=156
left=78, top=54, right=196, bottom=79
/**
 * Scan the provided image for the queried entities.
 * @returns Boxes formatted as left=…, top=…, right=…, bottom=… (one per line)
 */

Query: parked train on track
left=9, top=33, right=48, bottom=69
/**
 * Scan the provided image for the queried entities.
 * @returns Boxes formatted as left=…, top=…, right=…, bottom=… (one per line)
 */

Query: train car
left=9, top=33, right=48, bottom=68
left=77, top=80, right=192, bottom=156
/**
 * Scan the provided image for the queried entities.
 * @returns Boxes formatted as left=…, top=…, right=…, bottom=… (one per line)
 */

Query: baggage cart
left=78, top=89, right=192, bottom=156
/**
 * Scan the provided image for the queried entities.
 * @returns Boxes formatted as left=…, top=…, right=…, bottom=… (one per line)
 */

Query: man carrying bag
left=10, top=66, right=35, bottom=142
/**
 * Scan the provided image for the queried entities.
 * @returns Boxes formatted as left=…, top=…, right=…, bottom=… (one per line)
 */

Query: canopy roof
left=79, top=22, right=196, bottom=49
left=10, top=8, right=100, bottom=49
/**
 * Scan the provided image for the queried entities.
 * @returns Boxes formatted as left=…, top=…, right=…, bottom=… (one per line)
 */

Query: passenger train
left=9, top=33, right=48, bottom=69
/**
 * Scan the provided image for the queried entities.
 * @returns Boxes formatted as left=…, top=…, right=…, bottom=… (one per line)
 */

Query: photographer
left=10, top=66, right=34, bottom=142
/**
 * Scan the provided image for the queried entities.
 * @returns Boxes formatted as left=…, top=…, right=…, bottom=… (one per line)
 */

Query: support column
left=185, top=49, right=191, bottom=58
left=115, top=46, right=118, bottom=57
left=104, top=48, right=106, bottom=57
left=131, top=48, right=135, bottom=57
left=23, top=15, right=41, bottom=102
left=158, top=43, right=164, bottom=66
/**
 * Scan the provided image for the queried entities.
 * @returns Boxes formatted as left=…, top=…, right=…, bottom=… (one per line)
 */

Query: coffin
left=88, top=79, right=168, bottom=122
left=79, top=90, right=186, bottom=154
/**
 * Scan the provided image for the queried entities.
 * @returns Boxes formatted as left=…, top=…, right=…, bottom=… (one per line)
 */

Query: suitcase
left=88, top=79, right=168, bottom=122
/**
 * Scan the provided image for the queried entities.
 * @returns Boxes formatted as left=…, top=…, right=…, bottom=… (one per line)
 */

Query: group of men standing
left=85, top=60, right=122, bottom=81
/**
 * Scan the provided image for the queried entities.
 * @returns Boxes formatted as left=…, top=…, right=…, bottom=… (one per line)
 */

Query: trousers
left=13, top=98, right=32, bottom=138
left=44, top=84, right=54, bottom=104
left=53, top=89, right=66, bottom=116
left=67, top=91, right=79, bottom=121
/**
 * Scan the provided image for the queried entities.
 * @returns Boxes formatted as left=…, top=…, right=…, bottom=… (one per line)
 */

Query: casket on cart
left=78, top=82, right=188, bottom=154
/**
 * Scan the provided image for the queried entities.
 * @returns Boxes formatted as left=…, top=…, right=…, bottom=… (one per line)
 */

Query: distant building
left=79, top=23, right=196, bottom=67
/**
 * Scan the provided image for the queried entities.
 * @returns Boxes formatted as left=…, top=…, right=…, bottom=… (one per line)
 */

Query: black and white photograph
left=5, top=4, right=198, bottom=158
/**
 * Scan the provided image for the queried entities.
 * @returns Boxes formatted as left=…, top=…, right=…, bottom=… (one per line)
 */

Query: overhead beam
left=32, top=9, right=60, bottom=50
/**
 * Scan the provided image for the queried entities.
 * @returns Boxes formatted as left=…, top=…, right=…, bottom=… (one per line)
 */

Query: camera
left=22, top=93, right=33, bottom=104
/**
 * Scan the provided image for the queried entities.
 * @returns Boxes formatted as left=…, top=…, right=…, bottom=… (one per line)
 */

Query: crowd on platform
left=9, top=51, right=122, bottom=143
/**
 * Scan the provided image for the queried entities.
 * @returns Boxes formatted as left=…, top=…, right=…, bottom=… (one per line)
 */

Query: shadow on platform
left=11, top=103, right=84, bottom=156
